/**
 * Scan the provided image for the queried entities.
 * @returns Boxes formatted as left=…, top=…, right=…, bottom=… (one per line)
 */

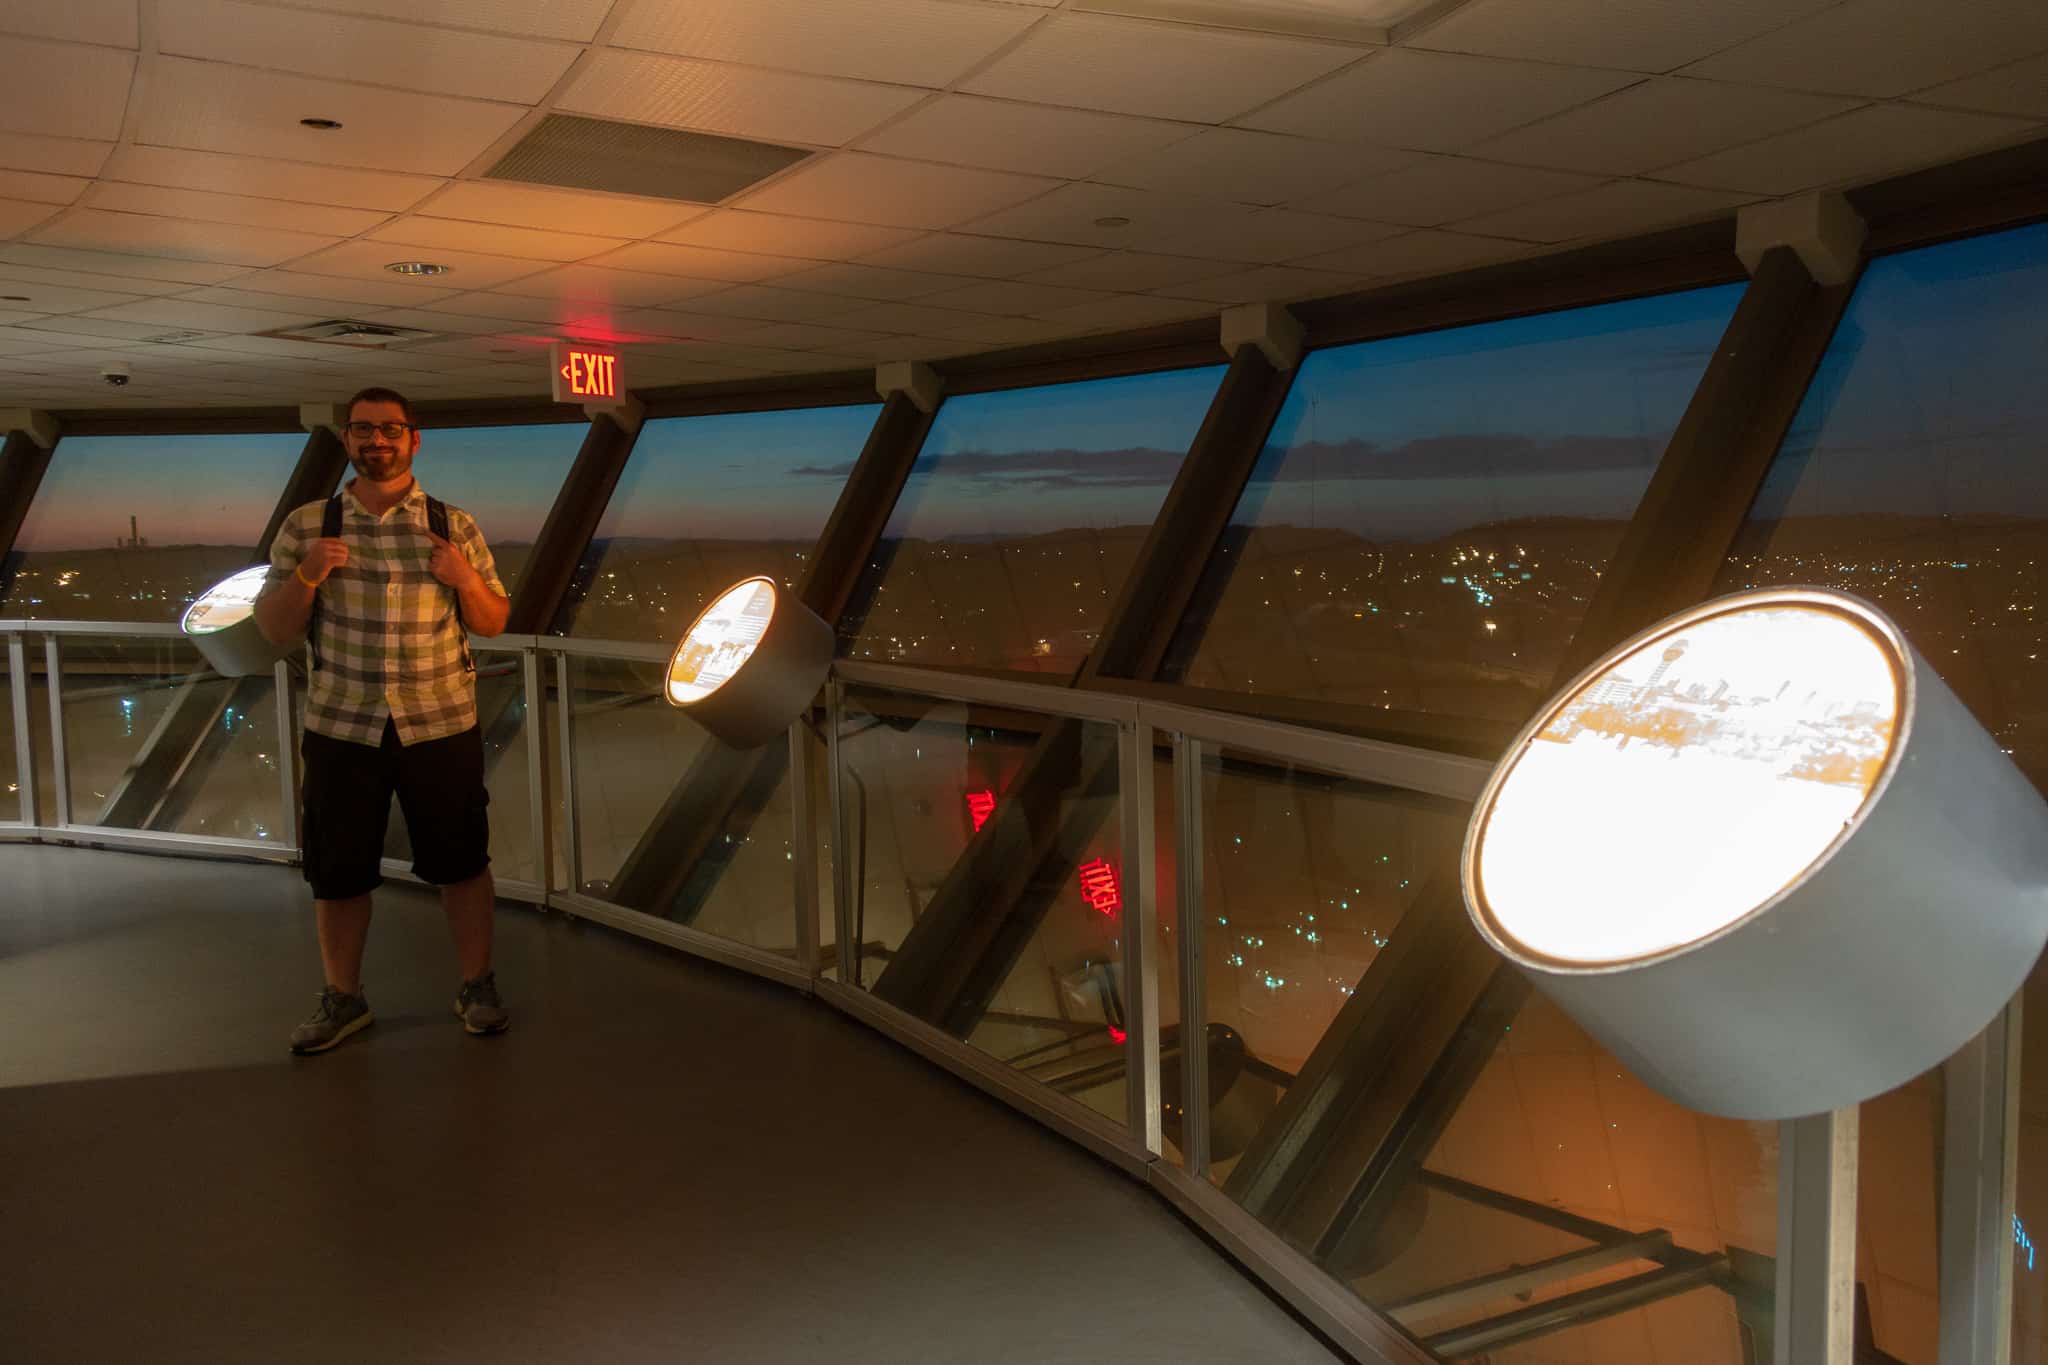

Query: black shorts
left=300, top=721, right=490, bottom=901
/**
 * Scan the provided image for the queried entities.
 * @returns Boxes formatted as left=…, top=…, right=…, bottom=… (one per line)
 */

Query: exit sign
left=551, top=342, right=625, bottom=407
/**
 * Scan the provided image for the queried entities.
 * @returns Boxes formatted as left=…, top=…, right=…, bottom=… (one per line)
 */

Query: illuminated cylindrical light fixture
left=181, top=565, right=295, bottom=677
left=664, top=576, right=833, bottom=750
left=1463, top=587, right=2048, bottom=1120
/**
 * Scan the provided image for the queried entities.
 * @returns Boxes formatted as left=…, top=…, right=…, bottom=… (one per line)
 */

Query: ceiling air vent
left=258, top=319, right=441, bottom=348
left=485, top=113, right=810, bottom=204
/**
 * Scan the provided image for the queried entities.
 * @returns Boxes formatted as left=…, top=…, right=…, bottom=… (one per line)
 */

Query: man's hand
left=425, top=530, right=478, bottom=591
left=298, top=538, right=349, bottom=586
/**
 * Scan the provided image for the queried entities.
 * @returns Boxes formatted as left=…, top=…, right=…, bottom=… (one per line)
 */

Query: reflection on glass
left=411, top=421, right=583, bottom=597
left=566, top=652, right=711, bottom=893
left=1476, top=600, right=1899, bottom=965
left=1168, top=286, right=1741, bottom=723
left=1, top=432, right=301, bottom=624
left=558, top=404, right=880, bottom=642
left=840, top=367, right=1225, bottom=675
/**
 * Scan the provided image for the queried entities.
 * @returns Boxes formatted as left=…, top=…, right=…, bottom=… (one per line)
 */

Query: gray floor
left=0, top=842, right=1344, bottom=1365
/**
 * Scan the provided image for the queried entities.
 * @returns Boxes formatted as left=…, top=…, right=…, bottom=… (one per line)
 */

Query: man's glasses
left=345, top=421, right=415, bottom=440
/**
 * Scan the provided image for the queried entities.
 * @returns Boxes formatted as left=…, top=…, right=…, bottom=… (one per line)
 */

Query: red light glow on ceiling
left=967, top=789, right=996, bottom=832
left=1078, top=858, right=1122, bottom=917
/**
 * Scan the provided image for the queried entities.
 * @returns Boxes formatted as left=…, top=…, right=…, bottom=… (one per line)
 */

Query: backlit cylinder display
left=181, top=565, right=295, bottom=677
left=1463, top=587, right=2048, bottom=1119
left=665, top=576, right=833, bottom=750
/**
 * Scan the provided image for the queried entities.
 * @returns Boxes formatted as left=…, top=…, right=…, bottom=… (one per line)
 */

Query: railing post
left=556, top=651, right=580, bottom=896
left=828, top=678, right=855, bottom=984
left=789, top=711, right=820, bottom=981
left=1778, top=1107, right=1859, bottom=1365
left=9, top=631, right=34, bottom=826
left=44, top=633, right=67, bottom=828
left=272, top=657, right=299, bottom=850
left=1174, top=732, right=1211, bottom=1177
left=1121, top=717, right=1161, bottom=1153
left=524, top=645, right=554, bottom=898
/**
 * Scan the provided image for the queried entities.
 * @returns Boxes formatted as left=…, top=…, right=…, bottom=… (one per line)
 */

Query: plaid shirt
left=265, top=482, right=505, bottom=747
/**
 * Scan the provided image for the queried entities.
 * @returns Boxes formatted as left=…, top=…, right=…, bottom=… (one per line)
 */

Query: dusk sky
left=14, top=431, right=302, bottom=553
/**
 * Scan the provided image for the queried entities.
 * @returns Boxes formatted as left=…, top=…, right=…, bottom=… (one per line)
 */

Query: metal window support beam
left=1780, top=1107, right=1859, bottom=1365
left=0, top=425, right=60, bottom=599
left=518, top=411, right=638, bottom=637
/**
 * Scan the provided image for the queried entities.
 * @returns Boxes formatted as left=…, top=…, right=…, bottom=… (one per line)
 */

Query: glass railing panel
left=563, top=650, right=708, bottom=897
left=684, top=732, right=810, bottom=962
left=377, top=653, right=539, bottom=887
left=57, top=634, right=287, bottom=843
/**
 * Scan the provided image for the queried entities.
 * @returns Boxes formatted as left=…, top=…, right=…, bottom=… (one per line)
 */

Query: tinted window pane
left=1170, top=286, right=1742, bottom=724
left=1, top=432, right=301, bottom=624
left=559, top=404, right=880, bottom=643
left=414, top=421, right=584, bottom=597
left=840, top=366, right=1226, bottom=675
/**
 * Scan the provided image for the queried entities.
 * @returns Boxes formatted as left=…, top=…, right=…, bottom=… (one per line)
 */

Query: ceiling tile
left=1409, top=0, right=1841, bottom=74
left=558, top=50, right=926, bottom=149
left=158, top=0, right=579, bottom=105
left=856, top=96, right=1192, bottom=179
left=489, top=264, right=724, bottom=308
left=0, top=170, right=89, bottom=206
left=0, top=277, right=148, bottom=312
left=83, top=297, right=327, bottom=332
left=930, top=314, right=1074, bottom=345
left=351, top=307, right=512, bottom=336
left=1097, top=128, right=1414, bottom=206
left=1300, top=156, right=1601, bottom=226
left=656, top=210, right=919, bottom=260
left=610, top=0, right=1042, bottom=88
left=605, top=308, right=783, bottom=342
left=368, top=217, right=625, bottom=262
left=960, top=182, right=1260, bottom=248
left=174, top=284, right=443, bottom=316
left=288, top=240, right=557, bottom=290
left=0, top=0, right=139, bottom=47
left=734, top=153, right=1059, bottom=230
left=0, top=132, right=113, bottom=178
left=1916, top=53, right=2048, bottom=119
left=914, top=280, right=1114, bottom=316
left=816, top=335, right=964, bottom=362
left=1239, top=48, right=1640, bottom=152
left=1019, top=251, right=1233, bottom=292
left=415, top=292, right=617, bottom=328
left=16, top=316, right=194, bottom=341
left=100, top=145, right=443, bottom=212
left=588, top=240, right=810, bottom=283
left=1457, top=179, right=1754, bottom=243
left=765, top=262, right=974, bottom=301
left=1150, top=208, right=1404, bottom=263
left=0, top=36, right=135, bottom=142
left=259, top=0, right=613, bottom=43
left=1472, top=78, right=1862, bottom=176
left=0, top=243, right=251, bottom=284
left=1658, top=104, right=2041, bottom=195
left=83, top=182, right=390, bottom=235
left=854, top=233, right=1101, bottom=279
left=678, top=284, right=873, bottom=323
left=206, top=269, right=465, bottom=308
left=826, top=300, right=1007, bottom=334
left=1032, top=293, right=1209, bottom=332
left=1684, top=0, right=2048, bottom=99
left=414, top=182, right=701, bottom=239
left=961, top=13, right=1362, bottom=122
left=1165, top=264, right=1363, bottom=305
left=138, top=57, right=527, bottom=177
left=1294, top=228, right=1528, bottom=278
left=732, top=322, right=896, bottom=352
left=29, top=208, right=344, bottom=267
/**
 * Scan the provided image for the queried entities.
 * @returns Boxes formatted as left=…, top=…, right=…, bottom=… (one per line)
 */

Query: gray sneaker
left=289, top=986, right=373, bottom=1055
left=455, top=971, right=509, bottom=1036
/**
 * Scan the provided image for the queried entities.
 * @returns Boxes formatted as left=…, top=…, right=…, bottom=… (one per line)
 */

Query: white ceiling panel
left=158, top=0, right=580, bottom=105
left=84, top=182, right=390, bottom=235
left=821, top=335, right=966, bottom=361
left=961, top=182, right=1261, bottom=249
left=1917, top=53, right=2048, bottom=119
left=0, top=132, right=113, bottom=178
left=765, top=263, right=975, bottom=301
left=0, top=277, right=149, bottom=312
left=1685, top=0, right=2048, bottom=99
left=1166, top=264, right=1363, bottom=304
left=414, top=292, right=617, bottom=328
left=16, top=316, right=191, bottom=341
left=1150, top=207, right=1403, bottom=263
left=172, top=285, right=443, bottom=317
left=349, top=307, right=511, bottom=336
left=1659, top=104, right=2041, bottom=195
left=915, top=279, right=1114, bottom=316
left=0, top=243, right=250, bottom=284
left=1301, top=156, right=1600, bottom=226
left=1020, top=251, right=1232, bottom=292
left=558, top=50, right=927, bottom=149
left=139, top=58, right=527, bottom=176
left=656, top=210, right=919, bottom=261
left=1097, top=128, right=1414, bottom=206
left=0, top=36, right=135, bottom=142
left=28, top=208, right=343, bottom=268
left=1457, top=179, right=1753, bottom=243
left=416, top=182, right=700, bottom=239
left=203, top=269, right=464, bottom=307
left=1033, top=292, right=1210, bottom=332
left=288, top=240, right=557, bottom=290
left=825, top=300, right=1009, bottom=334
left=677, top=284, right=874, bottom=323
left=589, top=240, right=810, bottom=283
left=1295, top=228, right=1527, bottom=277
left=1409, top=0, right=1841, bottom=74
left=735, top=153, right=1059, bottom=230
left=489, top=264, right=724, bottom=308
left=929, top=314, right=1073, bottom=345
left=0, top=170, right=89, bottom=205
left=1239, top=48, right=1640, bottom=153
left=855, top=233, right=1101, bottom=278
left=733, top=322, right=896, bottom=352
left=101, top=145, right=443, bottom=212
left=855, top=96, right=1191, bottom=179
left=604, top=309, right=783, bottom=342
left=0, top=0, right=139, bottom=47
left=259, top=0, right=613, bottom=43
left=368, top=217, right=626, bottom=262
left=82, top=297, right=327, bottom=332
left=611, top=0, right=1042, bottom=88
left=1472, top=79, right=1861, bottom=176
left=961, top=13, right=1362, bottom=122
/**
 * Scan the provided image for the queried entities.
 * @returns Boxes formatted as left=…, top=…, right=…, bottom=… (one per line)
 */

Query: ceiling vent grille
left=258, top=319, right=441, bottom=347
left=484, top=114, right=810, bottom=204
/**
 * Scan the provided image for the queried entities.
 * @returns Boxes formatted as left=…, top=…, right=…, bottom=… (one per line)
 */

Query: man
left=255, top=387, right=513, bottom=1054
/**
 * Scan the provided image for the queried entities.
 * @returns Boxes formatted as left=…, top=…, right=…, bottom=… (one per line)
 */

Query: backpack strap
left=426, top=494, right=472, bottom=671
left=308, top=494, right=342, bottom=671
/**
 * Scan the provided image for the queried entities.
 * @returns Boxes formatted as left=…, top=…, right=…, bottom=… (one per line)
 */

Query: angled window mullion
left=516, top=412, right=641, bottom=637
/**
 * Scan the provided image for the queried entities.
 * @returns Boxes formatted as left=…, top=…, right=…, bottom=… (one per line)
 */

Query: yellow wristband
left=294, top=563, right=319, bottom=587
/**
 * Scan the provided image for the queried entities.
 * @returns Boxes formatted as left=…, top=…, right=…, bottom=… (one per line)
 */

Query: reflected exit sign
left=551, top=342, right=624, bottom=407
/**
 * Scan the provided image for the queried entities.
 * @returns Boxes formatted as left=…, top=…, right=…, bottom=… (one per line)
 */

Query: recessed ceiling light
left=1093, top=216, right=1132, bottom=228
left=300, top=117, right=343, bottom=130
left=385, top=261, right=451, bottom=276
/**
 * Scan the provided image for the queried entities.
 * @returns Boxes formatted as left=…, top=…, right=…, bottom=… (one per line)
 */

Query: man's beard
left=351, top=449, right=410, bottom=481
